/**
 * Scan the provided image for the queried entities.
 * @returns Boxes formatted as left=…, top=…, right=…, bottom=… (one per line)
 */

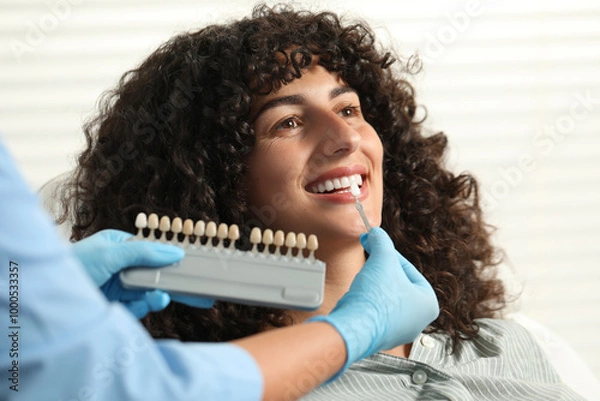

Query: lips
left=304, top=165, right=368, bottom=203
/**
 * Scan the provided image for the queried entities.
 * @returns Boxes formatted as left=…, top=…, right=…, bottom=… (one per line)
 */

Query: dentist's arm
left=0, top=142, right=260, bottom=401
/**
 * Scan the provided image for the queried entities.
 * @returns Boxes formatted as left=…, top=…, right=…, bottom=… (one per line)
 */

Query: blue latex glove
left=309, top=227, right=439, bottom=373
left=72, top=229, right=215, bottom=318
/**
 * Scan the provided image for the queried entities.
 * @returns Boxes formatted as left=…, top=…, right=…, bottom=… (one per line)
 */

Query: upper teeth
left=310, top=174, right=363, bottom=194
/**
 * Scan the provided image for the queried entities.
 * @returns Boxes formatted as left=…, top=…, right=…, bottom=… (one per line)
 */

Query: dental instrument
left=120, top=213, right=326, bottom=310
left=350, top=181, right=371, bottom=232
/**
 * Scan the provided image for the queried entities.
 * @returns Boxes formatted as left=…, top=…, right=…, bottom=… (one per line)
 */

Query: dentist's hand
left=309, top=227, right=439, bottom=373
left=71, top=229, right=215, bottom=318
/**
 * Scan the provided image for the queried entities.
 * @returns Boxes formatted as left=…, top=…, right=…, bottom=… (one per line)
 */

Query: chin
left=314, top=223, right=366, bottom=243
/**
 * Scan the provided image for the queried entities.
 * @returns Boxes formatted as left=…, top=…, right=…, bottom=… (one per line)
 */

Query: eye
left=274, top=117, right=301, bottom=131
left=338, top=106, right=361, bottom=118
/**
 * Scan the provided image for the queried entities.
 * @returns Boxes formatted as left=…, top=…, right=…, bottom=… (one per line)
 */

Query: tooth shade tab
left=217, top=223, right=228, bottom=239
left=307, top=234, right=318, bottom=261
left=159, top=216, right=171, bottom=242
left=296, top=233, right=307, bottom=249
left=147, top=213, right=159, bottom=229
left=263, top=229, right=274, bottom=245
left=217, top=223, right=228, bottom=248
left=135, top=212, right=147, bottom=239
left=350, top=174, right=363, bottom=185
left=194, top=221, right=206, bottom=236
left=159, top=216, right=171, bottom=231
left=309, top=173, right=363, bottom=194
left=228, top=224, right=240, bottom=250
left=183, top=219, right=194, bottom=235
left=205, top=221, right=217, bottom=247
left=285, top=232, right=297, bottom=257
left=250, top=227, right=261, bottom=253
left=171, top=217, right=183, bottom=234
left=182, top=219, right=194, bottom=246
left=260, top=229, right=273, bottom=254
left=135, top=212, right=147, bottom=228
left=194, top=221, right=206, bottom=246
left=274, top=230, right=285, bottom=247
left=147, top=213, right=159, bottom=239
left=273, top=230, right=285, bottom=256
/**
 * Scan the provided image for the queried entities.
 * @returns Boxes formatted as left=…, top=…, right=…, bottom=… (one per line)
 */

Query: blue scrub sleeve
left=0, top=141, right=263, bottom=401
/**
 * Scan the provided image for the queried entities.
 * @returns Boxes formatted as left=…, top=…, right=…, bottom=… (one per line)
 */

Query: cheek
left=363, top=129, right=384, bottom=198
left=247, top=147, right=293, bottom=205
left=363, top=128, right=384, bottom=167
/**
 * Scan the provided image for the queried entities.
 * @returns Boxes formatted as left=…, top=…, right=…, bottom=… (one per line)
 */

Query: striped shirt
left=301, top=318, right=586, bottom=400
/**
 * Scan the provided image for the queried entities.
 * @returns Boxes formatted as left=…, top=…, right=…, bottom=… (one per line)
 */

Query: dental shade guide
left=350, top=180, right=371, bottom=232
left=120, top=213, right=326, bottom=310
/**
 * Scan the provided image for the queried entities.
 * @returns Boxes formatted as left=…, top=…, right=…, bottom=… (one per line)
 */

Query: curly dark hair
left=60, top=4, right=507, bottom=347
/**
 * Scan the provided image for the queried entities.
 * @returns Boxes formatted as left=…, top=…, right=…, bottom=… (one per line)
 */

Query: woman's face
left=246, top=65, right=383, bottom=243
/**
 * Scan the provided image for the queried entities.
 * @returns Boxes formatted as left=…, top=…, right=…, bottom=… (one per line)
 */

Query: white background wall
left=1, top=0, right=599, bottom=379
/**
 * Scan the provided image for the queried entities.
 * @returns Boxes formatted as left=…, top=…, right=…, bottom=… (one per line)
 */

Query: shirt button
left=412, top=369, right=428, bottom=385
left=420, top=335, right=435, bottom=349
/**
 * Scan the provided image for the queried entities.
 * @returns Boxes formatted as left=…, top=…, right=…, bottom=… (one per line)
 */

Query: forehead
left=251, top=65, right=349, bottom=110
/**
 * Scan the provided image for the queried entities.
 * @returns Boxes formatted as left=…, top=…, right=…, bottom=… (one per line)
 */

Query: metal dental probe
left=350, top=181, right=371, bottom=232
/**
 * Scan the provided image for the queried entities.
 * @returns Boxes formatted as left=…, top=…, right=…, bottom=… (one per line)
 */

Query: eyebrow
left=252, top=86, right=358, bottom=122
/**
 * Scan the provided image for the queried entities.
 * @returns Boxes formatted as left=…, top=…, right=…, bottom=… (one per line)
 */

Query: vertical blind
left=1, top=0, right=599, bottom=377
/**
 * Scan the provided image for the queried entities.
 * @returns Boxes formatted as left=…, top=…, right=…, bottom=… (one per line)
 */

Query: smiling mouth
left=307, top=173, right=364, bottom=194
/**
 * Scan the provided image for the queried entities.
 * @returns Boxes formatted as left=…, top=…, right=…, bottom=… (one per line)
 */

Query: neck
left=289, top=235, right=365, bottom=322
left=287, top=234, right=412, bottom=359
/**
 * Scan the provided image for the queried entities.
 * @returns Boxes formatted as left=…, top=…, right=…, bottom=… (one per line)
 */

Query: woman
left=60, top=4, right=584, bottom=400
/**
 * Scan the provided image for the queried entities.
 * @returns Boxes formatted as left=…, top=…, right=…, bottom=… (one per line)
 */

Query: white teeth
left=309, top=174, right=364, bottom=194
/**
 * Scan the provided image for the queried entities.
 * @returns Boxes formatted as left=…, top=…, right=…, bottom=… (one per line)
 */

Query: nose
left=320, top=112, right=361, bottom=157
